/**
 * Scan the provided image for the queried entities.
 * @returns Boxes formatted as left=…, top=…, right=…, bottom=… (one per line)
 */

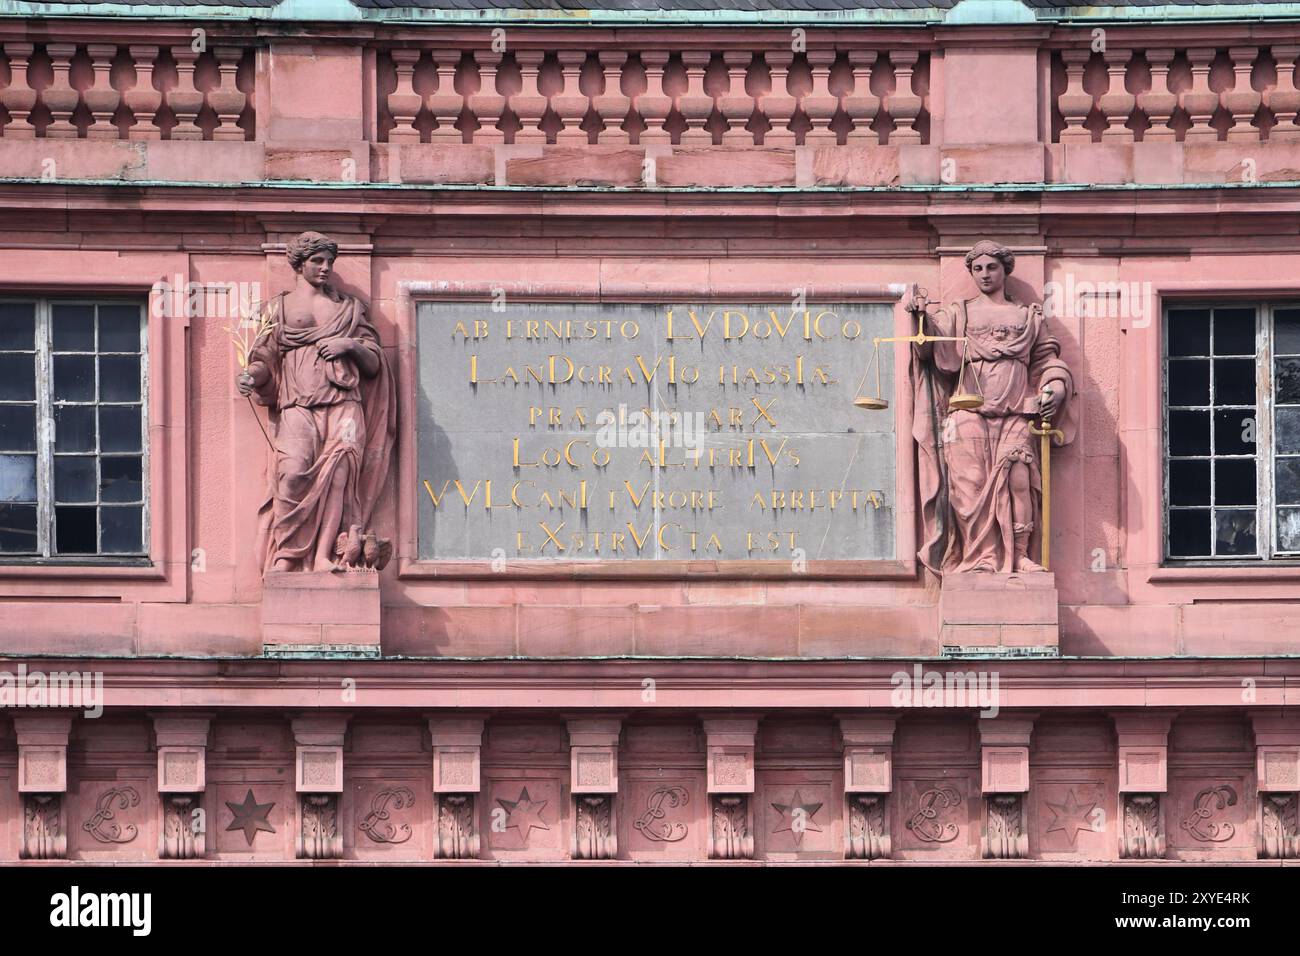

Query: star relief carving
left=1044, top=788, right=1098, bottom=848
left=225, top=789, right=276, bottom=846
left=497, top=787, right=551, bottom=844
left=771, top=790, right=823, bottom=845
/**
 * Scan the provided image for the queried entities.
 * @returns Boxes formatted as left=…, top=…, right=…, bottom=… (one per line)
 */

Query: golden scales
left=853, top=284, right=985, bottom=412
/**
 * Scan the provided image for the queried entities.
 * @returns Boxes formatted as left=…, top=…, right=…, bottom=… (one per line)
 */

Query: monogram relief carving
left=906, top=785, right=962, bottom=844
left=83, top=786, right=141, bottom=844
left=633, top=786, right=689, bottom=843
left=1179, top=785, right=1237, bottom=843
left=359, top=787, right=415, bottom=844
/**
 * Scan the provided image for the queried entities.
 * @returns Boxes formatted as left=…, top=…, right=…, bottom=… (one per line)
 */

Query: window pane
left=1277, top=308, right=1300, bottom=356
left=100, top=456, right=142, bottom=503
left=1214, top=409, right=1256, bottom=456
left=1215, top=509, right=1257, bottom=556
left=1278, top=406, right=1300, bottom=455
left=1279, top=507, right=1300, bottom=552
left=53, top=405, right=95, bottom=452
left=1277, top=357, right=1300, bottom=405
left=0, top=503, right=37, bottom=553
left=98, top=355, right=140, bottom=402
left=0, top=354, right=35, bottom=401
left=99, top=406, right=141, bottom=453
left=52, top=355, right=94, bottom=402
left=100, top=505, right=143, bottom=554
left=1168, top=360, right=1209, bottom=406
left=55, top=505, right=97, bottom=553
left=51, top=304, right=95, bottom=351
left=54, top=455, right=96, bottom=503
left=1213, top=308, right=1256, bottom=355
left=1276, top=458, right=1300, bottom=506
left=0, top=405, right=36, bottom=452
left=97, top=306, right=141, bottom=352
left=1214, top=358, right=1255, bottom=406
left=0, top=303, right=35, bottom=350
left=1215, top=458, right=1256, bottom=505
left=1169, top=508, right=1211, bottom=557
left=1170, top=459, right=1210, bottom=505
left=0, top=454, right=36, bottom=502
left=1168, top=309, right=1210, bottom=356
left=1169, top=409, right=1210, bottom=456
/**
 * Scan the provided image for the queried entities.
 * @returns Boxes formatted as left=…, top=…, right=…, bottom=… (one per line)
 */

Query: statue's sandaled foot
left=1014, top=555, right=1047, bottom=573
left=971, top=560, right=996, bottom=573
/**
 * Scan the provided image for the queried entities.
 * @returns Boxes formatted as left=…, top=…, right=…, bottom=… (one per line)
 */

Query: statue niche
left=237, top=231, right=396, bottom=574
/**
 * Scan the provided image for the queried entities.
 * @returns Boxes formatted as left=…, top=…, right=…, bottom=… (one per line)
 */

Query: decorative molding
left=632, top=786, right=690, bottom=843
left=428, top=716, right=485, bottom=795
left=982, top=794, right=1026, bottom=859
left=1120, top=793, right=1165, bottom=859
left=14, top=715, right=73, bottom=794
left=359, top=787, right=415, bottom=845
left=709, top=795, right=753, bottom=860
left=82, top=786, right=141, bottom=845
left=161, top=794, right=204, bottom=860
left=299, top=794, right=342, bottom=860
left=704, top=717, right=758, bottom=795
left=846, top=794, right=890, bottom=860
left=292, top=715, right=349, bottom=795
left=1179, top=784, right=1237, bottom=843
left=21, top=794, right=65, bottom=860
left=906, top=785, right=962, bottom=844
left=1260, top=792, right=1300, bottom=860
left=436, top=794, right=478, bottom=859
left=574, top=795, right=616, bottom=860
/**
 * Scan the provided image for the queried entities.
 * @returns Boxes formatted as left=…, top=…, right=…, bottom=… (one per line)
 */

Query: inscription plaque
left=416, top=301, right=896, bottom=562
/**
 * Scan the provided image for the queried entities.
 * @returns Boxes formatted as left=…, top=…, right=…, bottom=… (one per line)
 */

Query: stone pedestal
left=262, top=570, right=381, bottom=657
left=940, top=572, right=1058, bottom=655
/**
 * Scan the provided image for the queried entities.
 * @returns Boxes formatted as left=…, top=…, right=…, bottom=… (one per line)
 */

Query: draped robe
left=248, top=291, right=396, bottom=572
left=911, top=298, right=1076, bottom=574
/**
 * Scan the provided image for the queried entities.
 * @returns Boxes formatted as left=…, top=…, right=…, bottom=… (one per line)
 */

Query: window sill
left=1150, top=563, right=1300, bottom=583
left=0, top=559, right=160, bottom=580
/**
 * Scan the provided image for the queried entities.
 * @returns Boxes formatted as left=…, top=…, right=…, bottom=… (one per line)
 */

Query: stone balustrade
left=0, top=41, right=255, bottom=140
left=377, top=46, right=930, bottom=146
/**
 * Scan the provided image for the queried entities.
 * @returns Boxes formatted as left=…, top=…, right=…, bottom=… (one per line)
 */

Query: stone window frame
left=392, top=277, right=920, bottom=582
left=0, top=253, right=190, bottom=602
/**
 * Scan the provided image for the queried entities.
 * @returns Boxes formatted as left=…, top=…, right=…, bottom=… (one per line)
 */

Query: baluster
left=84, top=44, right=120, bottom=139
left=1058, top=49, right=1093, bottom=143
left=386, top=49, right=424, bottom=144
left=638, top=51, right=672, bottom=145
left=1268, top=45, right=1300, bottom=139
left=593, top=51, right=629, bottom=145
left=762, top=51, right=797, bottom=146
left=1, top=43, right=38, bottom=138
left=554, top=50, right=589, bottom=145
left=803, top=50, right=839, bottom=146
left=169, top=46, right=205, bottom=140
left=1140, top=48, right=1177, bottom=142
left=719, top=51, right=753, bottom=145
left=1099, top=48, right=1135, bottom=140
left=1183, top=48, right=1220, bottom=143
left=513, top=50, right=548, bottom=144
left=210, top=47, right=246, bottom=141
left=679, top=51, right=713, bottom=144
left=887, top=50, right=923, bottom=145
left=844, top=50, right=881, bottom=143
left=1223, top=46, right=1261, bottom=142
left=125, top=46, right=162, bottom=140
left=44, top=43, right=79, bottom=138
left=430, top=49, right=468, bottom=143
left=466, top=50, right=504, bottom=144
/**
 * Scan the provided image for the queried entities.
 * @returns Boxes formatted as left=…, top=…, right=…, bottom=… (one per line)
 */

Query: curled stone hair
left=286, top=231, right=338, bottom=272
left=964, top=239, right=1015, bottom=276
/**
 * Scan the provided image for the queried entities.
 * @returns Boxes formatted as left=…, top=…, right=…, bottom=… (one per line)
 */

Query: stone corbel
left=978, top=713, right=1037, bottom=859
left=838, top=713, right=897, bottom=860
left=567, top=717, right=622, bottom=860
left=704, top=717, right=758, bottom=860
left=292, top=714, right=348, bottom=860
left=15, top=714, right=73, bottom=860
left=428, top=715, right=485, bottom=860
left=1112, top=711, right=1175, bottom=860
left=151, top=712, right=212, bottom=859
left=1250, top=713, right=1300, bottom=859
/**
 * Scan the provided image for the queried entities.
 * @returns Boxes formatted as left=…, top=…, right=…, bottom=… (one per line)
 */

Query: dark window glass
left=1169, top=508, right=1211, bottom=557
left=1170, top=459, right=1210, bottom=506
left=53, top=405, right=95, bottom=453
left=97, top=306, right=141, bottom=352
left=54, top=456, right=96, bottom=503
left=1215, top=458, right=1256, bottom=506
left=52, top=355, right=94, bottom=402
left=1277, top=458, right=1300, bottom=506
left=1214, top=409, right=1256, bottom=456
left=1277, top=357, right=1300, bottom=404
left=1215, top=509, right=1257, bottom=555
left=1169, top=410, right=1210, bottom=456
left=1214, top=359, right=1255, bottom=406
left=1277, top=406, right=1300, bottom=455
left=98, top=406, right=141, bottom=453
left=1277, top=308, right=1300, bottom=355
left=1168, top=309, right=1210, bottom=356
left=0, top=503, right=37, bottom=553
left=0, top=405, right=36, bottom=452
left=99, top=505, right=142, bottom=553
left=54, top=505, right=97, bottom=553
left=1213, top=308, right=1256, bottom=356
left=1168, top=360, right=1210, bottom=406
left=100, top=457, right=142, bottom=503
left=0, top=354, right=35, bottom=401
left=0, top=454, right=37, bottom=502
left=98, top=355, right=140, bottom=402
left=51, top=304, right=95, bottom=351
left=0, top=303, right=35, bottom=350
